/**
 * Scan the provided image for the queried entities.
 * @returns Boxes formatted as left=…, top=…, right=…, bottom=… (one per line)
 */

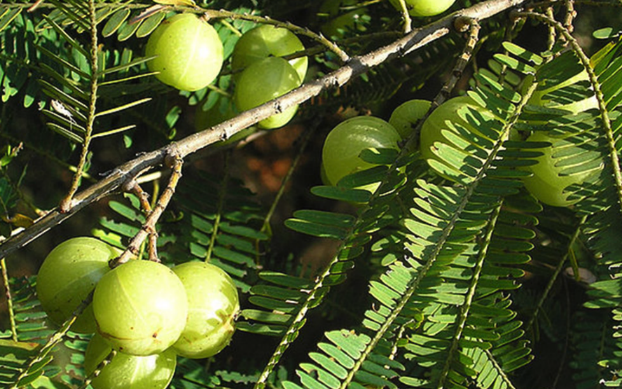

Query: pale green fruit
left=389, top=99, right=432, bottom=140
left=36, top=237, right=119, bottom=333
left=84, top=334, right=176, bottom=389
left=146, top=13, right=223, bottom=91
left=522, top=132, right=595, bottom=207
left=172, top=262, right=239, bottom=359
left=232, top=24, right=308, bottom=82
left=234, top=57, right=301, bottom=129
left=93, top=260, right=188, bottom=356
left=389, top=0, right=456, bottom=17
left=322, top=116, right=401, bottom=191
left=420, top=95, right=497, bottom=163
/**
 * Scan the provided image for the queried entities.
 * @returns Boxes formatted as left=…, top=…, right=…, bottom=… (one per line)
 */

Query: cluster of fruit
left=36, top=237, right=239, bottom=389
left=146, top=13, right=308, bottom=130
left=321, top=99, right=429, bottom=192
left=322, top=93, right=595, bottom=208
left=146, top=0, right=458, bottom=131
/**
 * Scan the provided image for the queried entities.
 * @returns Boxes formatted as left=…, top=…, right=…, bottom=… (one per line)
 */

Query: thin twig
left=202, top=9, right=351, bottom=63
left=1, top=258, right=17, bottom=341
left=205, top=151, right=231, bottom=262
left=125, top=181, right=159, bottom=261
left=393, top=0, right=413, bottom=34
left=111, top=155, right=184, bottom=267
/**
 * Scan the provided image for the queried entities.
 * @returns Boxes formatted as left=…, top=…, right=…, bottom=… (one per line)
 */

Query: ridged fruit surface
left=172, top=261, right=239, bottom=359
left=36, top=237, right=118, bottom=333
left=146, top=13, right=223, bottom=91
left=93, top=260, right=188, bottom=356
left=84, top=334, right=176, bottom=389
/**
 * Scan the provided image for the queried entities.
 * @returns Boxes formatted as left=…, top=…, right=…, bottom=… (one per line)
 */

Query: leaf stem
left=206, top=151, right=231, bottom=263
left=202, top=9, right=351, bottom=63
left=1, top=258, right=17, bottom=342
left=59, top=0, right=99, bottom=213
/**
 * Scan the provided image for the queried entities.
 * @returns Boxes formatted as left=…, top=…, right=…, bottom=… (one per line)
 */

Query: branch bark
left=0, top=0, right=527, bottom=260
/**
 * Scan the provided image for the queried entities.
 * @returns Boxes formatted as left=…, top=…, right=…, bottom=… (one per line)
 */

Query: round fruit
left=172, top=262, right=239, bottom=359
left=92, top=260, right=188, bottom=356
left=420, top=95, right=497, bottom=163
left=36, top=237, right=119, bottom=333
left=322, top=116, right=401, bottom=189
left=389, top=0, right=456, bottom=17
left=522, top=132, right=594, bottom=207
left=234, top=57, right=301, bottom=129
left=231, top=24, right=308, bottom=82
left=146, top=13, right=224, bottom=91
left=84, top=334, right=176, bottom=389
left=522, top=72, right=598, bottom=115
left=389, top=99, right=431, bottom=140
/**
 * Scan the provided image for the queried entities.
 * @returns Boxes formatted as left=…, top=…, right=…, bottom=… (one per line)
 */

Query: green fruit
left=146, top=13, right=224, bottom=91
left=389, top=99, right=431, bottom=140
left=172, top=262, right=239, bottom=359
left=522, top=132, right=594, bottom=207
left=36, top=237, right=119, bottom=333
left=234, top=57, right=301, bottom=129
left=420, top=95, right=497, bottom=164
left=93, top=260, right=188, bottom=356
left=523, top=72, right=598, bottom=115
left=232, top=24, right=308, bottom=82
left=322, top=116, right=401, bottom=190
left=389, top=0, right=456, bottom=17
left=84, top=334, right=176, bottom=389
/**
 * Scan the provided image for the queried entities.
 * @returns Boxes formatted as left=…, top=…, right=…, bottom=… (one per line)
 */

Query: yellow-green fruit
left=234, top=57, right=301, bottom=129
left=420, top=95, right=496, bottom=163
left=93, top=260, right=188, bottom=356
left=322, top=116, right=401, bottom=191
left=389, top=0, right=456, bottom=17
left=36, top=237, right=119, bottom=333
left=84, top=334, right=176, bottom=389
left=522, top=132, right=595, bottom=207
left=389, top=99, right=432, bottom=140
left=523, top=72, right=598, bottom=115
left=146, top=13, right=223, bottom=91
left=172, top=262, right=239, bottom=359
left=232, top=24, right=307, bottom=82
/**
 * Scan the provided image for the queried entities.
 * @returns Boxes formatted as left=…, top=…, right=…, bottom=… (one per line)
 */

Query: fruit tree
left=1, top=0, right=622, bottom=388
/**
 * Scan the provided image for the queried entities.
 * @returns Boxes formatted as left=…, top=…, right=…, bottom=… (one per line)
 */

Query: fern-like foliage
left=271, top=38, right=622, bottom=389
left=2, top=2, right=622, bottom=389
left=0, top=276, right=96, bottom=389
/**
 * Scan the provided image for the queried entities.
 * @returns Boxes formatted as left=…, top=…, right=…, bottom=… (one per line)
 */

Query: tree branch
left=0, top=0, right=527, bottom=260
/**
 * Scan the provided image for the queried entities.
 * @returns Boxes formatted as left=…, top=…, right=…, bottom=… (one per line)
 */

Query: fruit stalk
left=123, top=180, right=159, bottom=261
left=112, top=155, right=183, bottom=267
